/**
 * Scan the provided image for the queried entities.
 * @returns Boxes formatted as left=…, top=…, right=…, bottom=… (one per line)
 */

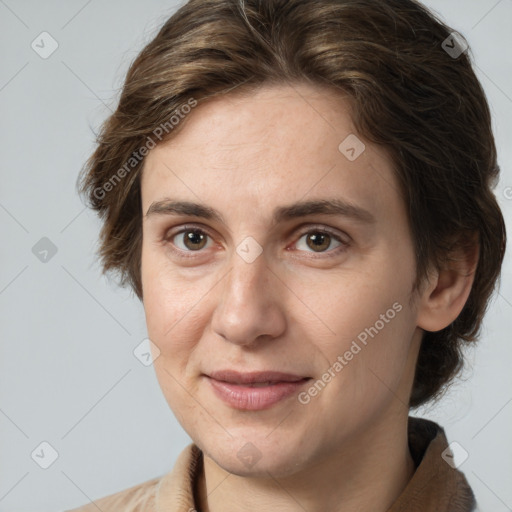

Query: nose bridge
left=224, top=246, right=270, bottom=314
left=211, top=244, right=286, bottom=345
left=232, top=244, right=268, bottom=292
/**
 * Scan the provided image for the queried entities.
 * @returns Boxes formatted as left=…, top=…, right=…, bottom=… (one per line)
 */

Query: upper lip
left=206, top=370, right=310, bottom=384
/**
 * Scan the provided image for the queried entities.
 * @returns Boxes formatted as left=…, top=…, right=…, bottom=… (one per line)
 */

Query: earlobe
left=416, top=236, right=479, bottom=333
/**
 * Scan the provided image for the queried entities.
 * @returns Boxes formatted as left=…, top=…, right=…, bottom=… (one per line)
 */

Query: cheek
left=141, top=248, right=220, bottom=370
left=141, top=259, right=207, bottom=414
left=143, top=283, right=203, bottom=357
left=142, top=249, right=191, bottom=350
left=313, top=256, right=416, bottom=389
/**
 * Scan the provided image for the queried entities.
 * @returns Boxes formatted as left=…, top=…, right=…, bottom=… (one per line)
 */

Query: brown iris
left=306, top=232, right=331, bottom=252
left=183, top=230, right=208, bottom=251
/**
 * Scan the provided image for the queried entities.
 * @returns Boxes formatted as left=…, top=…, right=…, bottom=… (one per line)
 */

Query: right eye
left=166, top=226, right=215, bottom=255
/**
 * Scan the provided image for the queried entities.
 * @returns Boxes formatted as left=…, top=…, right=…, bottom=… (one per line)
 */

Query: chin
left=199, top=431, right=311, bottom=478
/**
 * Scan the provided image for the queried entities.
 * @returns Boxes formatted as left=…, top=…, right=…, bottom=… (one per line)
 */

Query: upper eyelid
left=165, top=223, right=349, bottom=247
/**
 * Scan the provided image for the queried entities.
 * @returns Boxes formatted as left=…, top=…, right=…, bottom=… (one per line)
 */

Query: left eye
left=294, top=230, right=344, bottom=253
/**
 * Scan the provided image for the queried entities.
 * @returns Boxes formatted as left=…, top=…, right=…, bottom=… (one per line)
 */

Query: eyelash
left=163, top=224, right=350, bottom=259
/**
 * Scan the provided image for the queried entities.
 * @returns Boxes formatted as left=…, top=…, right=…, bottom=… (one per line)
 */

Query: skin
left=139, top=82, right=477, bottom=512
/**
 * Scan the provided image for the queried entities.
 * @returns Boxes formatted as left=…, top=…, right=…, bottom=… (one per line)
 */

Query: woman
left=67, top=0, right=506, bottom=510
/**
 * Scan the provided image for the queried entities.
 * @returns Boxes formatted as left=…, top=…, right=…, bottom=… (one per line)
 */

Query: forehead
left=140, top=83, right=404, bottom=225
left=146, top=83, right=356, bottom=159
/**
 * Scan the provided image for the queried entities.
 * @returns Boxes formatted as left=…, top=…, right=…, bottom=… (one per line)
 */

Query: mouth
left=206, top=369, right=311, bottom=385
left=204, top=370, right=312, bottom=410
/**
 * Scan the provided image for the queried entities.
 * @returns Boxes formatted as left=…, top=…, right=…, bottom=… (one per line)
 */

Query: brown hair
left=77, top=0, right=506, bottom=407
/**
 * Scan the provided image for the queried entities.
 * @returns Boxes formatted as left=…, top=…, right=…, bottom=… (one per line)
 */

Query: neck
left=196, top=413, right=416, bottom=512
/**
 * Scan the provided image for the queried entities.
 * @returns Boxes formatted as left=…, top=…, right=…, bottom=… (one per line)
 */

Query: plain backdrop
left=0, top=1, right=511, bottom=511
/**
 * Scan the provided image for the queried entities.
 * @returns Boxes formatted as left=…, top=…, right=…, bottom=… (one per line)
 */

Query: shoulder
left=64, top=443, right=201, bottom=512
left=64, top=475, right=162, bottom=512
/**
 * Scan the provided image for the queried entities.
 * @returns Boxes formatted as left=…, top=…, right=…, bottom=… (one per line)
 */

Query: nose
left=210, top=248, right=287, bottom=347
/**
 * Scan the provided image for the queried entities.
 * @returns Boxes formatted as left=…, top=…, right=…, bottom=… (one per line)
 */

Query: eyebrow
left=145, top=198, right=376, bottom=226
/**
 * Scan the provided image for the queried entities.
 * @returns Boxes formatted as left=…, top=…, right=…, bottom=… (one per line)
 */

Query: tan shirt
left=66, top=417, right=476, bottom=511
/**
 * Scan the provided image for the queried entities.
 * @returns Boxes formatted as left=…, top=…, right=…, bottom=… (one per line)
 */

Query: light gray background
left=0, top=1, right=511, bottom=511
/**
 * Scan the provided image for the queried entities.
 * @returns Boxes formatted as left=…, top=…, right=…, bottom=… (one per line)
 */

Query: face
left=140, top=82, right=423, bottom=478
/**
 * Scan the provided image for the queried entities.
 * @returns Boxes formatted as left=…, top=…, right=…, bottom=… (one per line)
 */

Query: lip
left=207, top=370, right=308, bottom=384
left=205, top=370, right=311, bottom=411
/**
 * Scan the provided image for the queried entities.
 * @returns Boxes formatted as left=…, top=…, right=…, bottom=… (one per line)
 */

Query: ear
left=416, top=234, right=479, bottom=332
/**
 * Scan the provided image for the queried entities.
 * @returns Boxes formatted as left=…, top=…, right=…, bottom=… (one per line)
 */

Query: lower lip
left=206, top=376, right=311, bottom=410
